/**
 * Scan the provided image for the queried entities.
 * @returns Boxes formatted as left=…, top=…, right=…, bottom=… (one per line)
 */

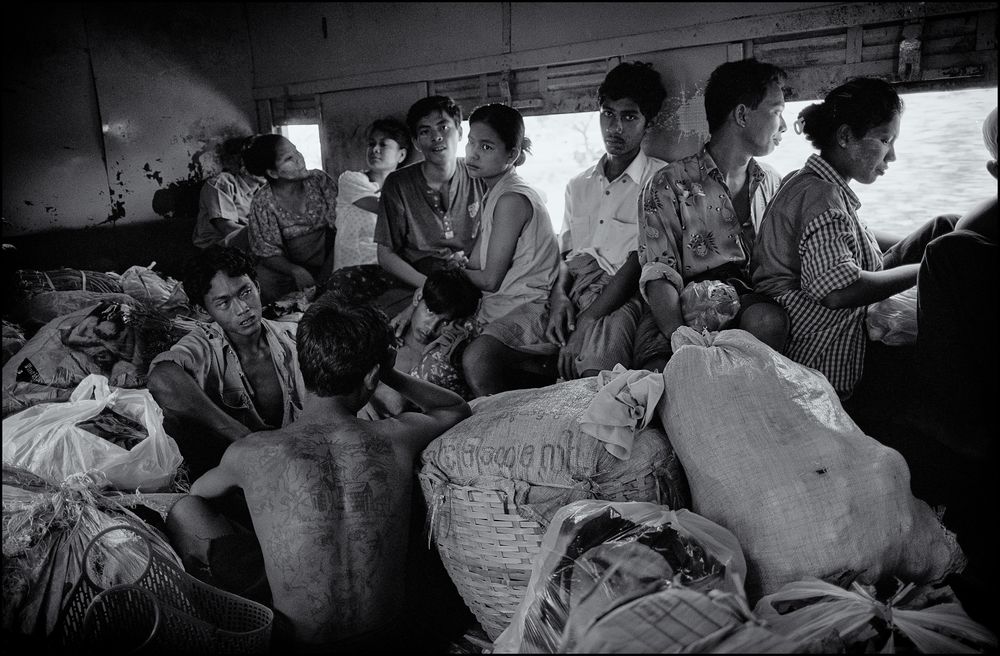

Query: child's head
left=410, top=270, right=481, bottom=344
left=597, top=61, right=667, bottom=125
left=297, top=302, right=394, bottom=397
left=704, top=59, right=787, bottom=135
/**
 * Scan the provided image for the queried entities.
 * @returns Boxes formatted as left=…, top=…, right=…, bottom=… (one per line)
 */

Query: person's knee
left=740, top=303, right=789, bottom=353
left=463, top=336, right=517, bottom=395
left=931, top=213, right=961, bottom=234
left=461, top=337, right=494, bottom=389
left=165, top=495, right=212, bottom=537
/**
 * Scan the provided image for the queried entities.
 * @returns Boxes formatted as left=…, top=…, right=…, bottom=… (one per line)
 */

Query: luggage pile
left=419, top=327, right=994, bottom=652
left=418, top=377, right=690, bottom=639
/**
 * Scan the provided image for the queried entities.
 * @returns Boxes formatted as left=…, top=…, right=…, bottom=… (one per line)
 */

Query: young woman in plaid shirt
left=751, top=78, right=956, bottom=398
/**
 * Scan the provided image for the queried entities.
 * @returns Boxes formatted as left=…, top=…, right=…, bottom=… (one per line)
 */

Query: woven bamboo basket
left=57, top=524, right=273, bottom=654
left=419, top=459, right=682, bottom=641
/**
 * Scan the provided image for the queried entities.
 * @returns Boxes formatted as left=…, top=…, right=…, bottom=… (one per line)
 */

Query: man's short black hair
left=183, top=246, right=258, bottom=310
left=406, top=96, right=463, bottom=136
left=297, top=302, right=394, bottom=396
left=423, top=269, right=481, bottom=319
left=704, top=59, right=787, bottom=133
left=597, top=61, right=667, bottom=124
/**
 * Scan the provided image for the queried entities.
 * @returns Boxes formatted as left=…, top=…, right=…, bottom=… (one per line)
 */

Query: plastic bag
left=755, top=577, right=996, bottom=653
left=569, top=587, right=798, bottom=653
left=679, top=280, right=740, bottom=332
left=120, top=262, right=190, bottom=317
left=2, top=374, right=182, bottom=491
left=493, top=500, right=747, bottom=653
left=867, top=287, right=918, bottom=345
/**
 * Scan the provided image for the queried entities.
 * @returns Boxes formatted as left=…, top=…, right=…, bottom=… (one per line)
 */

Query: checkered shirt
left=766, top=155, right=884, bottom=397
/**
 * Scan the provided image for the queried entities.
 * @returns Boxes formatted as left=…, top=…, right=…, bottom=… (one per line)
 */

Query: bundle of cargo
left=2, top=469, right=182, bottom=640
left=658, top=327, right=966, bottom=602
left=494, top=500, right=796, bottom=653
left=3, top=467, right=272, bottom=652
left=418, top=377, right=690, bottom=640
left=2, top=300, right=194, bottom=416
left=3, top=374, right=183, bottom=492
left=13, top=268, right=124, bottom=299
left=755, top=577, right=996, bottom=652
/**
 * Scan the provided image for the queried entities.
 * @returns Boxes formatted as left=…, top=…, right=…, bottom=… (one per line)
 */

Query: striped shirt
left=751, top=154, right=883, bottom=397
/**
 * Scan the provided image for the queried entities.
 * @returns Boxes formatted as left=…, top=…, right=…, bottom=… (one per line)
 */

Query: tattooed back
left=231, top=417, right=412, bottom=647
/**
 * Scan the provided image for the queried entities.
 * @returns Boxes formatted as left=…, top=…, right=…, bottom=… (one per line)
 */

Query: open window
left=277, top=123, right=324, bottom=171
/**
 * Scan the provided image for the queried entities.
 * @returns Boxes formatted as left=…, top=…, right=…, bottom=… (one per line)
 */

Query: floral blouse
left=249, top=170, right=338, bottom=263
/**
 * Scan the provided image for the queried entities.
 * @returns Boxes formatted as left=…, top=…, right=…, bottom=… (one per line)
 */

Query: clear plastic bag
left=493, top=500, right=747, bottom=653
left=754, top=577, right=996, bottom=652
left=679, top=280, right=741, bottom=332
left=2, top=374, right=182, bottom=491
left=867, top=287, right=918, bottom=345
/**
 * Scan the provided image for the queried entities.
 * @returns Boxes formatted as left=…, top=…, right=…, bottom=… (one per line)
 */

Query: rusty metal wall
left=3, top=3, right=256, bottom=239
left=87, top=4, right=257, bottom=229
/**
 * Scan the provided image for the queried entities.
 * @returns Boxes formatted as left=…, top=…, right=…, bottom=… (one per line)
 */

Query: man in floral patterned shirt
left=633, top=59, right=791, bottom=370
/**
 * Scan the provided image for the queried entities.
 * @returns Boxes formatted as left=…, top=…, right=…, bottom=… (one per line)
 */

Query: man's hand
left=444, top=250, right=469, bottom=270
left=390, top=291, right=420, bottom=338
left=557, top=314, right=594, bottom=380
left=379, top=345, right=399, bottom=381
left=545, top=295, right=577, bottom=346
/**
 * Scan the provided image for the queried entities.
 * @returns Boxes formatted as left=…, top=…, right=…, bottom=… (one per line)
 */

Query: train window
left=277, top=123, right=324, bottom=171
left=761, top=87, right=998, bottom=236
left=487, top=87, right=996, bottom=238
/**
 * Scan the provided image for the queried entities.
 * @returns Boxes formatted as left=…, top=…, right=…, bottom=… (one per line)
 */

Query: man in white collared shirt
left=547, top=62, right=668, bottom=379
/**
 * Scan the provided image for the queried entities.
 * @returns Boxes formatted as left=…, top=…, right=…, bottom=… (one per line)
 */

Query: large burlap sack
left=658, top=327, right=964, bottom=601
left=421, top=377, right=689, bottom=514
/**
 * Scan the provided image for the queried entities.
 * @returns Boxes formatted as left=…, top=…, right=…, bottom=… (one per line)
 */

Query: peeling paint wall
left=2, top=3, right=255, bottom=239
left=1, top=6, right=110, bottom=236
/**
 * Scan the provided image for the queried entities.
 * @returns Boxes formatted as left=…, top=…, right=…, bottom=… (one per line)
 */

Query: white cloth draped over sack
left=578, top=364, right=664, bottom=460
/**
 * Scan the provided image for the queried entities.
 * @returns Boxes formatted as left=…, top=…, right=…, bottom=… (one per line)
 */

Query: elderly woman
left=245, top=134, right=338, bottom=304
left=750, top=77, right=956, bottom=400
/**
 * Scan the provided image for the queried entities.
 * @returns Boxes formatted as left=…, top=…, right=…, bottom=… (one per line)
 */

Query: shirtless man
left=148, top=246, right=305, bottom=479
left=167, top=301, right=470, bottom=651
